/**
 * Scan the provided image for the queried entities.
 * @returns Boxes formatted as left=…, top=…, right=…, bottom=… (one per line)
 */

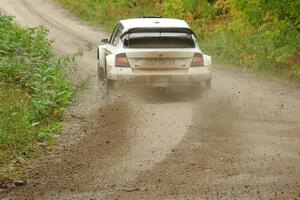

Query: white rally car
left=97, top=17, right=212, bottom=92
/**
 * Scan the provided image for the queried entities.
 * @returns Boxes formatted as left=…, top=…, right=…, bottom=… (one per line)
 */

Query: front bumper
left=107, top=67, right=211, bottom=87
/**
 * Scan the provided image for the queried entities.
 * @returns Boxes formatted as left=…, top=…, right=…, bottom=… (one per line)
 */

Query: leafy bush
left=0, top=12, right=72, bottom=182
left=56, top=0, right=300, bottom=81
left=161, top=0, right=300, bottom=80
left=205, top=0, right=300, bottom=80
left=0, top=14, right=72, bottom=121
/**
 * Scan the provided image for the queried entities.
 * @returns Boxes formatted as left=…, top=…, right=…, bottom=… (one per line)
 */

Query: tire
left=205, top=79, right=211, bottom=90
left=102, top=78, right=113, bottom=102
left=103, top=75, right=114, bottom=94
left=107, top=79, right=114, bottom=89
left=97, top=63, right=105, bottom=81
left=191, top=80, right=211, bottom=97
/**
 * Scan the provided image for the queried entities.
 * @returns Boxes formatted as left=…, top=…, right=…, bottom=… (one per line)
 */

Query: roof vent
left=142, top=16, right=162, bottom=18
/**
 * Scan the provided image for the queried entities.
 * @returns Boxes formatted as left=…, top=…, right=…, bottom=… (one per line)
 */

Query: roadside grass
left=201, top=29, right=300, bottom=83
left=0, top=83, right=62, bottom=183
left=56, top=0, right=300, bottom=83
left=0, top=13, right=74, bottom=185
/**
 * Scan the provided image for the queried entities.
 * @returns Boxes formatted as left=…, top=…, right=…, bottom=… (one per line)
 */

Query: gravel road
left=0, top=0, right=300, bottom=199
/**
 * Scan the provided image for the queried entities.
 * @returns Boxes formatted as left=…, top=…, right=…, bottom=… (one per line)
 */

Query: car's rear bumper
left=107, top=66, right=211, bottom=87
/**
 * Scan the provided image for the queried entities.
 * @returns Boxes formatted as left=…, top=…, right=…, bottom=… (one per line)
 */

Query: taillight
left=190, top=53, right=204, bottom=67
left=115, top=53, right=130, bottom=68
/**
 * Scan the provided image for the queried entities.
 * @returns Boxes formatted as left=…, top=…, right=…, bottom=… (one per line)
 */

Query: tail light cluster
left=115, top=53, right=130, bottom=68
left=190, top=53, right=204, bottom=67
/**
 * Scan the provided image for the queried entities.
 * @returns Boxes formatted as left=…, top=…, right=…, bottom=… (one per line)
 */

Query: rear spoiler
left=120, top=27, right=198, bottom=39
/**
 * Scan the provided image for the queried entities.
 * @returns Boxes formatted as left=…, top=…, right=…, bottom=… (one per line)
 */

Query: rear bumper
left=107, top=66, right=211, bottom=87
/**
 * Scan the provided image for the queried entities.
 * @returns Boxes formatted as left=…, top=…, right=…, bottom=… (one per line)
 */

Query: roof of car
left=119, top=18, right=190, bottom=30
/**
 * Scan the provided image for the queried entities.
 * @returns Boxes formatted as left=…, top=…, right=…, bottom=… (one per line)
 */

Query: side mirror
left=101, top=39, right=109, bottom=44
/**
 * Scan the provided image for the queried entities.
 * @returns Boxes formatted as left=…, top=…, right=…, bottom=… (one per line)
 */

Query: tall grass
left=0, top=13, right=73, bottom=183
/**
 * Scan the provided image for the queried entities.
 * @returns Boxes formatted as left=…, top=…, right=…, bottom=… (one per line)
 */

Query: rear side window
left=109, top=24, right=124, bottom=46
left=124, top=32, right=195, bottom=49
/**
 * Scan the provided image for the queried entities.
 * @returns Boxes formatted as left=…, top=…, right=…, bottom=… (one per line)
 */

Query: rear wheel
left=97, top=63, right=105, bottom=81
left=97, top=63, right=111, bottom=98
left=190, top=80, right=211, bottom=97
left=205, top=79, right=211, bottom=90
left=103, top=74, right=115, bottom=95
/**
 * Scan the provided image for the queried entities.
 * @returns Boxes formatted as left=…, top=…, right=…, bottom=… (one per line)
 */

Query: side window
left=109, top=24, right=123, bottom=46
left=113, top=26, right=124, bottom=46
left=109, top=24, right=120, bottom=44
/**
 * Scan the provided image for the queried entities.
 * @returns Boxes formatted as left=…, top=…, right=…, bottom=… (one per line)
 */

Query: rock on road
left=0, top=0, right=300, bottom=199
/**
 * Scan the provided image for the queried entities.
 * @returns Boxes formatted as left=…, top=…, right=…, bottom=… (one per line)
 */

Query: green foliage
left=0, top=12, right=73, bottom=182
left=163, top=0, right=216, bottom=20
left=233, top=0, right=300, bottom=28
left=0, top=14, right=72, bottom=121
left=56, top=0, right=300, bottom=81
left=163, top=0, right=186, bottom=18
left=0, top=84, right=37, bottom=161
left=206, top=0, right=300, bottom=80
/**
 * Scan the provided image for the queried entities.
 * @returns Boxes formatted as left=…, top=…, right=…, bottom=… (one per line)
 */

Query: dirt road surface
left=0, top=0, right=300, bottom=199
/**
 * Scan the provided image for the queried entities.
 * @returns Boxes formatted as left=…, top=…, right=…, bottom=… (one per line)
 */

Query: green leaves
left=0, top=12, right=73, bottom=122
left=0, top=12, right=73, bottom=181
left=163, top=0, right=216, bottom=20
left=203, top=0, right=300, bottom=81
